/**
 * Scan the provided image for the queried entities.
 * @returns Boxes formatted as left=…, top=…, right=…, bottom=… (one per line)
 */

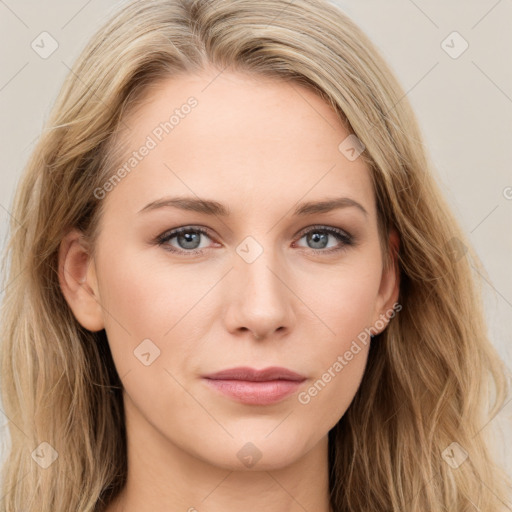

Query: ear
left=373, top=227, right=401, bottom=332
left=58, top=229, right=105, bottom=332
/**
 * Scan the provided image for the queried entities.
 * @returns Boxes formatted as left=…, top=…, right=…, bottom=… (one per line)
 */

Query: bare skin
left=59, top=68, right=399, bottom=512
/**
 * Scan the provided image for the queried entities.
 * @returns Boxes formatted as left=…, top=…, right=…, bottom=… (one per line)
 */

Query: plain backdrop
left=0, top=0, right=511, bottom=481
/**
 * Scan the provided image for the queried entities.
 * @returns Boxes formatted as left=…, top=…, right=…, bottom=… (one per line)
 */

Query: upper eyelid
left=158, top=225, right=213, bottom=240
left=296, top=224, right=351, bottom=237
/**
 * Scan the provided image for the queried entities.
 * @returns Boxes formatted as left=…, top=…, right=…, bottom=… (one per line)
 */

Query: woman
left=1, top=0, right=510, bottom=510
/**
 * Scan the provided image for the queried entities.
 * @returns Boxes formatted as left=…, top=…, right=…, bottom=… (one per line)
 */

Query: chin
left=194, top=431, right=314, bottom=472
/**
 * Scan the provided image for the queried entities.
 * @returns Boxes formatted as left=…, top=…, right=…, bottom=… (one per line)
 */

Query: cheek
left=296, top=342, right=369, bottom=432
left=299, top=256, right=382, bottom=343
left=97, top=241, right=207, bottom=333
left=292, top=259, right=381, bottom=425
left=94, top=245, right=191, bottom=374
left=94, top=241, right=227, bottom=393
left=294, top=298, right=374, bottom=433
left=94, top=253, right=207, bottom=431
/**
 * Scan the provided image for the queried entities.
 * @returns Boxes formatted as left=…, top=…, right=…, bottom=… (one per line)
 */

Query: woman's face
left=61, top=69, right=399, bottom=471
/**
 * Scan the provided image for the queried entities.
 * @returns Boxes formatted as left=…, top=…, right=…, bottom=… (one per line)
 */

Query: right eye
left=156, top=226, right=218, bottom=256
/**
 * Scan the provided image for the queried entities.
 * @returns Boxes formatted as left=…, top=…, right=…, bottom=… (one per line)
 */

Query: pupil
left=309, top=232, right=327, bottom=249
left=179, top=231, right=200, bottom=249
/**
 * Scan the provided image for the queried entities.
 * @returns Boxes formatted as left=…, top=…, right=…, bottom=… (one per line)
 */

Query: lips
left=202, top=366, right=306, bottom=405
left=203, top=366, right=306, bottom=382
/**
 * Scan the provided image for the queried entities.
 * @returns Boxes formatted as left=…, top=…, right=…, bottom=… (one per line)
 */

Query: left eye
left=156, top=225, right=353, bottom=255
left=294, top=226, right=353, bottom=252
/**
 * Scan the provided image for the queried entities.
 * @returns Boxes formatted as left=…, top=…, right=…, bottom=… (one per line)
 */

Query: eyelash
left=155, top=224, right=354, bottom=256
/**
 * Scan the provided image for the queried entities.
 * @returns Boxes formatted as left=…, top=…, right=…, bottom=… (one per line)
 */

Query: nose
left=222, top=246, right=295, bottom=341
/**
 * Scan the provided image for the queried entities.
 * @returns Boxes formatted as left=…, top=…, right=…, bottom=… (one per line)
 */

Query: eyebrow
left=138, top=196, right=368, bottom=217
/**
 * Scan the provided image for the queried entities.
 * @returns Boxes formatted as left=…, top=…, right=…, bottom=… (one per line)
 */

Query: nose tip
left=224, top=257, right=294, bottom=341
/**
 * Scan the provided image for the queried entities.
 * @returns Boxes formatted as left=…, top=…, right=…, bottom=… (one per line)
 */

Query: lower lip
left=203, top=378, right=304, bottom=405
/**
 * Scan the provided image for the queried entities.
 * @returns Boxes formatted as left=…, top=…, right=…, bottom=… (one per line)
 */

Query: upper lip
left=203, top=366, right=306, bottom=382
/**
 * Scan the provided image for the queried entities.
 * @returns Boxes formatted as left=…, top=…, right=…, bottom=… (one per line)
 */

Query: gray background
left=1, top=0, right=511, bottom=480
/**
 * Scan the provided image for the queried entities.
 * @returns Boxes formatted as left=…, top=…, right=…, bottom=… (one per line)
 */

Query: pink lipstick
left=202, top=366, right=306, bottom=405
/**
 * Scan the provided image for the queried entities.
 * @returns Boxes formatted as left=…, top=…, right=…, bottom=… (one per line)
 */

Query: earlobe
left=58, top=229, right=105, bottom=332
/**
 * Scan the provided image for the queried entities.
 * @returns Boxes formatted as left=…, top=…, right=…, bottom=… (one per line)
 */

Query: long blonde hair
left=1, top=0, right=510, bottom=510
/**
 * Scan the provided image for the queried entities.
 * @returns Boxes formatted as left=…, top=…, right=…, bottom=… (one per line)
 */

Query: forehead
left=103, top=70, right=376, bottom=220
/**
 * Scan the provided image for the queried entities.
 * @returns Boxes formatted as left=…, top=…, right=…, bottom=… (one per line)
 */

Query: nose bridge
left=241, top=253, right=280, bottom=295
left=236, top=236, right=288, bottom=304
left=225, top=235, right=294, bottom=337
